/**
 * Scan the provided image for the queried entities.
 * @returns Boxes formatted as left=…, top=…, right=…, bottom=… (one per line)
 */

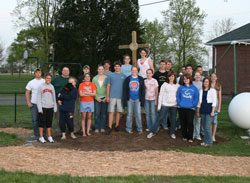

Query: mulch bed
left=34, top=114, right=228, bottom=152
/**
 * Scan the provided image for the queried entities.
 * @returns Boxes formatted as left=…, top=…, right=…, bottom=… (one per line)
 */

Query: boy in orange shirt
left=79, top=73, right=96, bottom=136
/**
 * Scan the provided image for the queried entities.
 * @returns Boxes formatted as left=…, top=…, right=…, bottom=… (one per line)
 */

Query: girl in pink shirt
left=144, top=69, right=159, bottom=131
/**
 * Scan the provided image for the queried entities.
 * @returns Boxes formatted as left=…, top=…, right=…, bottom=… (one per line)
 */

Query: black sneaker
left=106, top=127, right=112, bottom=135
left=114, top=126, right=120, bottom=132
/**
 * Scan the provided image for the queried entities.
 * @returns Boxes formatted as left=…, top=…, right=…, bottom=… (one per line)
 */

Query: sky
left=0, top=0, right=250, bottom=55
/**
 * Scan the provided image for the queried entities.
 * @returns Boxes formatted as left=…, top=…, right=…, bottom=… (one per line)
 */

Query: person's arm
left=52, top=87, right=57, bottom=112
left=157, top=85, right=165, bottom=111
left=106, top=84, right=111, bottom=103
left=197, top=107, right=200, bottom=118
left=155, top=87, right=159, bottom=106
left=36, top=86, right=43, bottom=113
left=217, top=87, right=222, bottom=113
left=148, top=58, right=155, bottom=73
left=25, top=90, right=33, bottom=108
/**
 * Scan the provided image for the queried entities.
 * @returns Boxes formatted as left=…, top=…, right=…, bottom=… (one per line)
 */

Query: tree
left=54, top=0, right=142, bottom=75
left=208, top=18, right=236, bottom=40
left=7, top=28, right=47, bottom=73
left=0, top=42, right=4, bottom=63
left=162, top=0, right=207, bottom=71
left=141, top=19, right=169, bottom=68
left=12, top=0, right=57, bottom=63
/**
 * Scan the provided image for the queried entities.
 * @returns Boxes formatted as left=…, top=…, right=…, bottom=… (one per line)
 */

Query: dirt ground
left=34, top=115, right=228, bottom=152
left=0, top=117, right=249, bottom=178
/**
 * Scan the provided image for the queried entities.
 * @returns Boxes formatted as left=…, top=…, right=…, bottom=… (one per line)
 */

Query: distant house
left=206, top=23, right=250, bottom=96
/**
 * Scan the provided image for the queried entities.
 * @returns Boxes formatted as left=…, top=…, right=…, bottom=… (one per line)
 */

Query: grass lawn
left=0, top=74, right=33, bottom=93
left=0, top=171, right=249, bottom=183
left=169, top=102, right=250, bottom=156
left=0, top=132, right=22, bottom=146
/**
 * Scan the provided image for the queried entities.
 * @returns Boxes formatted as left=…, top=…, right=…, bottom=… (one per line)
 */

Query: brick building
left=206, top=23, right=250, bottom=96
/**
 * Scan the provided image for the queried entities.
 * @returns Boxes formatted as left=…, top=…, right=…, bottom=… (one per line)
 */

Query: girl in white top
left=211, top=73, right=222, bottom=142
left=147, top=71, right=179, bottom=139
left=137, top=49, right=154, bottom=78
left=193, top=71, right=203, bottom=140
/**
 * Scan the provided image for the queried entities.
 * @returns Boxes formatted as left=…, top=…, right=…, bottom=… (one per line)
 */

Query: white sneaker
left=71, top=134, right=77, bottom=139
left=39, top=137, right=46, bottom=143
left=170, top=134, right=176, bottom=139
left=47, top=136, right=54, bottom=143
left=61, top=136, right=66, bottom=140
left=95, top=129, right=99, bottom=133
left=145, top=128, right=150, bottom=132
left=147, top=132, right=155, bottom=139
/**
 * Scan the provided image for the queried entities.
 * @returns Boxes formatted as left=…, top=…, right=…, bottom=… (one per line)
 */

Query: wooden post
left=119, top=31, right=151, bottom=66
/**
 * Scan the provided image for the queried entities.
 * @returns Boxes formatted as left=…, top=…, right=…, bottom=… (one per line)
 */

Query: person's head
left=44, top=73, right=52, bottom=84
left=103, top=60, right=111, bottom=71
left=166, top=60, right=173, bottom=71
left=113, top=61, right=122, bottom=73
left=181, top=65, right=186, bottom=75
left=34, top=68, right=42, bottom=79
left=183, top=73, right=193, bottom=86
left=139, top=48, right=148, bottom=58
left=84, top=73, right=91, bottom=82
left=159, top=60, right=166, bottom=71
left=202, top=77, right=211, bottom=90
left=196, top=65, right=203, bottom=75
left=131, top=66, right=138, bottom=76
left=186, top=64, right=193, bottom=75
left=211, top=73, right=218, bottom=83
left=146, top=68, right=154, bottom=79
left=168, top=71, right=177, bottom=84
left=68, top=77, right=77, bottom=87
left=211, top=73, right=221, bottom=91
left=62, top=67, right=70, bottom=78
left=97, top=65, right=105, bottom=75
left=123, top=54, right=131, bottom=65
left=83, top=65, right=90, bottom=74
left=194, top=71, right=201, bottom=82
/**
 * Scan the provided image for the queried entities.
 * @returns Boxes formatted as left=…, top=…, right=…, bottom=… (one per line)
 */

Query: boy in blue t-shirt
left=106, top=61, right=126, bottom=135
left=121, top=54, right=132, bottom=77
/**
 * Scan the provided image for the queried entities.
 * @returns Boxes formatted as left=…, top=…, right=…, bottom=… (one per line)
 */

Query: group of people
left=25, top=48, right=222, bottom=147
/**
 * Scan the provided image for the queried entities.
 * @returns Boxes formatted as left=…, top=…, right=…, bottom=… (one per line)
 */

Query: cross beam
left=119, top=31, right=151, bottom=66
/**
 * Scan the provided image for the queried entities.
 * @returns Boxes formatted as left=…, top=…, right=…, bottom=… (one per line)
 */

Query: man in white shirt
left=25, top=69, right=45, bottom=138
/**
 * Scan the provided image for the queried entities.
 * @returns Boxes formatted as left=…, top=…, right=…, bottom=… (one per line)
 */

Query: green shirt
left=92, top=75, right=107, bottom=101
left=51, top=75, right=70, bottom=94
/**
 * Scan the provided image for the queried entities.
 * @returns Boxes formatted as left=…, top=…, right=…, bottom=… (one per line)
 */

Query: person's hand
left=197, top=112, right=201, bottom=118
left=157, top=108, right=160, bottom=112
left=28, top=103, right=33, bottom=108
left=217, top=108, right=221, bottom=113
left=58, top=100, right=62, bottom=106
left=98, top=99, right=102, bottom=102
left=211, top=111, right=215, bottom=117
left=107, top=97, right=110, bottom=103
left=154, top=101, right=157, bottom=106
left=39, top=112, right=43, bottom=114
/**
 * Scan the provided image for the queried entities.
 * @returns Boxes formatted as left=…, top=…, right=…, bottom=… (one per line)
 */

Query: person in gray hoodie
left=37, top=73, right=57, bottom=143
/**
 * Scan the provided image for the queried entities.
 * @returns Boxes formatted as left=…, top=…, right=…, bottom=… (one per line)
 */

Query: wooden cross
left=119, top=31, right=151, bottom=66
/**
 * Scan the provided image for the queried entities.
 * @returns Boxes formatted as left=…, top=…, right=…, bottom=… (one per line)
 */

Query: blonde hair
left=211, top=73, right=221, bottom=91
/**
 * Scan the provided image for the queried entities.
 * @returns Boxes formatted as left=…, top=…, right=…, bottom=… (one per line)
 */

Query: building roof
left=206, top=22, right=250, bottom=45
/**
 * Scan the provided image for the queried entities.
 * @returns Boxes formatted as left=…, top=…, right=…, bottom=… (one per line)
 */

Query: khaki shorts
left=108, top=98, right=124, bottom=112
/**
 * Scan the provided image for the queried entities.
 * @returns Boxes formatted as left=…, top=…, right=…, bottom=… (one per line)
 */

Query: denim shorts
left=80, top=101, right=94, bottom=112
left=108, top=98, right=124, bottom=112
left=212, top=115, right=218, bottom=125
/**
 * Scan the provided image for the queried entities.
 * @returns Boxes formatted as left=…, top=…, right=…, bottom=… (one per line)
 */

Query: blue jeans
left=193, top=109, right=201, bottom=139
left=201, top=114, right=214, bottom=146
left=94, top=100, right=107, bottom=130
left=144, top=100, right=156, bottom=129
left=30, top=104, right=47, bottom=137
left=30, top=104, right=39, bottom=137
left=151, top=106, right=177, bottom=135
left=126, top=99, right=142, bottom=132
